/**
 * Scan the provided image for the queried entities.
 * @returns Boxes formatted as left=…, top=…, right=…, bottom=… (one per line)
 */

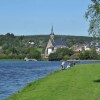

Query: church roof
left=50, top=38, right=66, bottom=47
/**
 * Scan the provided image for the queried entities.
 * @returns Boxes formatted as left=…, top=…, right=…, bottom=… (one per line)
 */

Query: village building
left=72, top=40, right=100, bottom=54
left=84, top=44, right=91, bottom=51
left=85, top=41, right=100, bottom=54
left=45, top=26, right=67, bottom=57
left=71, top=44, right=85, bottom=52
left=28, top=40, right=35, bottom=45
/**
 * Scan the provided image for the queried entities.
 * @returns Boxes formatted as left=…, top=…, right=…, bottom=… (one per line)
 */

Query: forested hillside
left=0, top=33, right=93, bottom=60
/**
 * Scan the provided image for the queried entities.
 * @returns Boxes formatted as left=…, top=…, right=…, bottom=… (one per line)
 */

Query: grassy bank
left=0, top=59, right=23, bottom=61
left=6, top=64, right=100, bottom=100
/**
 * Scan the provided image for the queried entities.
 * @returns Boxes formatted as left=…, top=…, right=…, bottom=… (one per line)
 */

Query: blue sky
left=0, top=0, right=91, bottom=36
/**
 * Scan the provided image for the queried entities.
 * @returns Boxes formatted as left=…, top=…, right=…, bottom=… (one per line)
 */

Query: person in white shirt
left=61, top=61, right=65, bottom=69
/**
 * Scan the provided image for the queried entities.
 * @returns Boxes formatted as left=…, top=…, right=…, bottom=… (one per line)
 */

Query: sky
left=0, top=0, right=91, bottom=36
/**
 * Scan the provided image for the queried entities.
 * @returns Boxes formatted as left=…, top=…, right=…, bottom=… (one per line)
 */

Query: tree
left=27, top=47, right=41, bottom=60
left=48, top=48, right=74, bottom=61
left=6, top=33, right=15, bottom=38
left=48, top=53, right=58, bottom=61
left=89, top=47, right=98, bottom=59
left=85, top=0, right=100, bottom=38
left=79, top=50, right=98, bottom=60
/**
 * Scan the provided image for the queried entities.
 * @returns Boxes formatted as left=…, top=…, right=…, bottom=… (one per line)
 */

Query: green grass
left=6, top=64, right=100, bottom=100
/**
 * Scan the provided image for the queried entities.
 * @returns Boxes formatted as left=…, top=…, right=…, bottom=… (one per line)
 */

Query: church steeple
left=51, top=25, right=54, bottom=34
left=50, top=26, right=54, bottom=39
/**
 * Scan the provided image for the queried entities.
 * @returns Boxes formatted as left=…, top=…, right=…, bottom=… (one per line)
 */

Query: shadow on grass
left=93, top=79, right=100, bottom=83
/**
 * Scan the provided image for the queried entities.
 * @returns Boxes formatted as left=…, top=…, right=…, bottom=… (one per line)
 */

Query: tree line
left=48, top=48, right=100, bottom=61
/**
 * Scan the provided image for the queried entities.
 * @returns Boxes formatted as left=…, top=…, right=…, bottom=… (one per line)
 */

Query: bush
left=79, top=49, right=99, bottom=60
left=49, top=48, right=74, bottom=61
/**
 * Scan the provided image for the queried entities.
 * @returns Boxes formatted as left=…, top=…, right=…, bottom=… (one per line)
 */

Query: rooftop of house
left=50, top=38, right=66, bottom=47
left=28, top=40, right=34, bottom=42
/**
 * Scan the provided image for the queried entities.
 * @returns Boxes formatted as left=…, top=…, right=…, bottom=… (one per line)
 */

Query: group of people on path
left=61, top=61, right=76, bottom=70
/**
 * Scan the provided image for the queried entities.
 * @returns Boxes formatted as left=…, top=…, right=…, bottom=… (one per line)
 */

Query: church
left=45, top=26, right=67, bottom=57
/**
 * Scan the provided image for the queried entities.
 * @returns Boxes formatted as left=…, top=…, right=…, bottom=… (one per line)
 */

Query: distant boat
left=24, top=57, right=37, bottom=61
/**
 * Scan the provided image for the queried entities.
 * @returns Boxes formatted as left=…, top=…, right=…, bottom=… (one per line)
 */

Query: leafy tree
left=27, top=47, right=41, bottom=60
left=89, top=48, right=98, bottom=59
left=48, top=53, right=58, bottom=61
left=79, top=50, right=98, bottom=60
left=49, top=48, right=74, bottom=61
left=83, top=51, right=90, bottom=59
left=97, top=54, right=100, bottom=59
left=6, top=33, right=15, bottom=38
left=63, top=55, right=69, bottom=60
left=85, top=0, right=100, bottom=38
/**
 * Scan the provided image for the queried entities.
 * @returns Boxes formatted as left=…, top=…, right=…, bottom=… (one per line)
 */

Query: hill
left=0, top=33, right=93, bottom=59
left=0, top=33, right=93, bottom=47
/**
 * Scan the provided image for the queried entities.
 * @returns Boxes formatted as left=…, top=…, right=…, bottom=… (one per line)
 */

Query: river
left=0, top=61, right=61, bottom=100
left=0, top=61, right=100, bottom=100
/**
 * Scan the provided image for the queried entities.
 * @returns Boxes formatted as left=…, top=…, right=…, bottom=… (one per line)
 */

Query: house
left=72, top=44, right=85, bottom=52
left=45, top=26, right=67, bottom=57
left=28, top=40, right=35, bottom=45
left=95, top=42, right=100, bottom=54
left=72, top=40, right=100, bottom=54
left=84, top=44, right=91, bottom=51
left=85, top=41, right=100, bottom=54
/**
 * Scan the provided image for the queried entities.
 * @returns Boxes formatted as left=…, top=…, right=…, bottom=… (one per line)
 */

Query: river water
left=0, top=61, right=61, bottom=100
left=0, top=61, right=100, bottom=100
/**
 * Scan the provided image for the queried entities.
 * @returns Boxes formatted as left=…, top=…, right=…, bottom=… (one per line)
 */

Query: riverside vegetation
left=6, top=64, right=100, bottom=100
left=0, top=33, right=100, bottom=60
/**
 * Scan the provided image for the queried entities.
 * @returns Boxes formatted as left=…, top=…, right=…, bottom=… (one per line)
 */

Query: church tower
left=50, top=26, right=54, bottom=39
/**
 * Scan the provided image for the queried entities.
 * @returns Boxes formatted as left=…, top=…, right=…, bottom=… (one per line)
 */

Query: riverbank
left=0, top=59, right=23, bottom=61
left=6, top=64, right=100, bottom=100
